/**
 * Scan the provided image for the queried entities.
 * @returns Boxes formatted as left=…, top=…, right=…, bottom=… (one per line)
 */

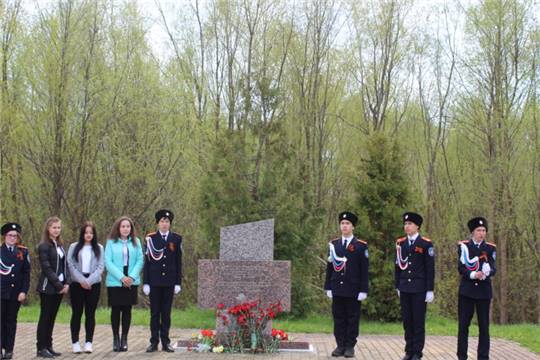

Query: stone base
left=175, top=339, right=313, bottom=352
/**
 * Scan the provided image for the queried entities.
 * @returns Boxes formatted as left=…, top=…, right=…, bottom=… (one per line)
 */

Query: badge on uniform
left=415, top=246, right=424, bottom=254
left=428, top=247, right=434, bottom=257
left=492, top=251, right=496, bottom=260
left=364, top=249, right=368, bottom=258
left=168, top=242, right=176, bottom=252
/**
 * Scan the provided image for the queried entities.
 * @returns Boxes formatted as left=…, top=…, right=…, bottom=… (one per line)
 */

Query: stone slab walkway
left=10, top=323, right=540, bottom=359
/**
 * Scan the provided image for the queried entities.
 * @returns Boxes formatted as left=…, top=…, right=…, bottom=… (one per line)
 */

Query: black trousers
left=149, top=286, right=174, bottom=345
left=70, top=282, right=101, bottom=343
left=36, top=293, right=63, bottom=351
left=1, top=298, right=21, bottom=352
left=400, top=291, right=426, bottom=357
left=457, top=295, right=491, bottom=360
left=331, top=296, right=361, bottom=348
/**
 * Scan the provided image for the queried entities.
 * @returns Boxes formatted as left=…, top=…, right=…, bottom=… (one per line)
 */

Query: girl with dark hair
left=36, top=216, right=70, bottom=358
left=67, top=221, right=104, bottom=354
left=104, top=216, right=143, bottom=352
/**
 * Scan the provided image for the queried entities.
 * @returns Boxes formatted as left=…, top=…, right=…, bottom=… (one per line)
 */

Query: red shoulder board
left=146, top=232, right=157, bottom=237
left=458, top=240, right=470, bottom=245
left=331, top=237, right=339, bottom=244
left=396, top=237, right=406, bottom=244
left=422, top=237, right=432, bottom=243
left=486, top=242, right=496, bottom=248
left=16, top=244, right=28, bottom=249
left=357, top=239, right=367, bottom=245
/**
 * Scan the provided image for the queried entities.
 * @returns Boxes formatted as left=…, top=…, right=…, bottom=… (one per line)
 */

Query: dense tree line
left=1, top=0, right=539, bottom=323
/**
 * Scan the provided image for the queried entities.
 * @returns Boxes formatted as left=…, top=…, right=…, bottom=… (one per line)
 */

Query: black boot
left=120, top=334, right=128, bottom=352
left=113, top=333, right=120, bottom=352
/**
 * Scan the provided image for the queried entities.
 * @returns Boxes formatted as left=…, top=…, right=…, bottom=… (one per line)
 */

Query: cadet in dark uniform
left=324, top=211, right=369, bottom=358
left=1, top=223, right=30, bottom=360
left=457, top=217, right=496, bottom=360
left=143, top=209, right=183, bottom=353
left=395, top=212, right=434, bottom=360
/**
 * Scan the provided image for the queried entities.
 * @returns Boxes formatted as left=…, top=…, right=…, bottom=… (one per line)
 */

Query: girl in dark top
left=36, top=216, right=70, bottom=358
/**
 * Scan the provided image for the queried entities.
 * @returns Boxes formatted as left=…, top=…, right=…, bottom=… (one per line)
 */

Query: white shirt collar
left=408, top=233, right=419, bottom=242
left=160, top=231, right=169, bottom=238
left=472, top=239, right=483, bottom=247
left=342, top=235, right=354, bottom=246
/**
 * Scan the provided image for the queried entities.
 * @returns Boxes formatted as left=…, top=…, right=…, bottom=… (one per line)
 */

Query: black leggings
left=70, top=282, right=101, bottom=343
left=36, top=293, right=63, bottom=351
left=111, top=305, right=132, bottom=335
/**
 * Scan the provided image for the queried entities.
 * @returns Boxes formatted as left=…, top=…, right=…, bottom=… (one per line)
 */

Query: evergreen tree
left=352, top=132, right=411, bottom=321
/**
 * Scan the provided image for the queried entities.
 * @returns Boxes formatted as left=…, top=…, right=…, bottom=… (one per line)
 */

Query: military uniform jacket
left=395, top=235, right=435, bottom=293
left=458, top=240, right=496, bottom=299
left=1, top=244, right=30, bottom=300
left=143, top=232, right=182, bottom=287
left=324, top=237, right=369, bottom=298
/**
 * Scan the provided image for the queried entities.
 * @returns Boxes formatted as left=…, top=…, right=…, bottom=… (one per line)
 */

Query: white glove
left=397, top=289, right=400, bottom=298
left=357, top=292, right=367, bottom=301
left=482, top=263, right=491, bottom=277
left=425, top=291, right=434, bottom=303
left=143, top=284, right=150, bottom=295
left=326, top=290, right=333, bottom=298
left=174, top=285, right=181, bottom=294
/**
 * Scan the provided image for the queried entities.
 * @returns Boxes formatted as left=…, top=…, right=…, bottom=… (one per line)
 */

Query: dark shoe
left=411, top=355, right=422, bottom=360
left=113, top=334, right=120, bottom=352
left=47, top=348, right=61, bottom=357
left=120, top=334, right=128, bottom=352
left=36, top=349, right=54, bottom=358
left=146, top=343, right=158, bottom=353
left=4, top=352, right=13, bottom=360
left=331, top=346, right=345, bottom=357
left=401, top=355, right=413, bottom=360
left=162, top=343, right=175, bottom=352
left=344, top=347, right=355, bottom=358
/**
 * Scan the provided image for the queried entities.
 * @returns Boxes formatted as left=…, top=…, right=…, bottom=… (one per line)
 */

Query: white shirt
left=53, top=240, right=64, bottom=258
left=160, top=232, right=169, bottom=240
left=342, top=235, right=354, bottom=247
left=81, top=245, right=92, bottom=273
left=472, top=239, right=483, bottom=248
left=52, top=240, right=65, bottom=282
left=408, top=233, right=419, bottom=245
left=121, top=239, right=129, bottom=266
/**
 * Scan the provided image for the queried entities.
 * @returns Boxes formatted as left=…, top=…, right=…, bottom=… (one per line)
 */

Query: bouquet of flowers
left=216, top=295, right=284, bottom=353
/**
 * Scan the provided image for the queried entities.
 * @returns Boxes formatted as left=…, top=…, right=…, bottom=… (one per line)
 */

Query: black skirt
left=107, top=286, right=138, bottom=306
left=107, top=266, right=138, bottom=306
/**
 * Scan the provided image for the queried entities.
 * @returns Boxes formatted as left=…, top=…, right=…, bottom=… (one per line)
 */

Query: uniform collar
left=407, top=233, right=419, bottom=242
left=471, top=239, right=484, bottom=247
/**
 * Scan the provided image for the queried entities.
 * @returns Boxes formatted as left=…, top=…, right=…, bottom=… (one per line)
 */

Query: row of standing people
left=325, top=211, right=496, bottom=360
left=0, top=209, right=182, bottom=360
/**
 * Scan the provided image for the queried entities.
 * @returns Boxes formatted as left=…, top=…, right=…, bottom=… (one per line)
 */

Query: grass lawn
left=18, top=305, right=540, bottom=354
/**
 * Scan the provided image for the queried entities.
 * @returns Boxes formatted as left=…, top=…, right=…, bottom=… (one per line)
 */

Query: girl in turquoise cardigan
left=104, top=216, right=143, bottom=352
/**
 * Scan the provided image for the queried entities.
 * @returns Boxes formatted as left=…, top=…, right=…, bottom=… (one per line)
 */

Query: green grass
left=18, top=305, right=540, bottom=354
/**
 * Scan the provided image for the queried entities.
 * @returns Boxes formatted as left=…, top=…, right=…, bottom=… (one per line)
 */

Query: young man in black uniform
left=143, top=210, right=183, bottom=352
left=324, top=211, right=369, bottom=358
left=395, top=212, right=435, bottom=360
left=457, top=217, right=496, bottom=360
left=1, top=223, right=30, bottom=360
